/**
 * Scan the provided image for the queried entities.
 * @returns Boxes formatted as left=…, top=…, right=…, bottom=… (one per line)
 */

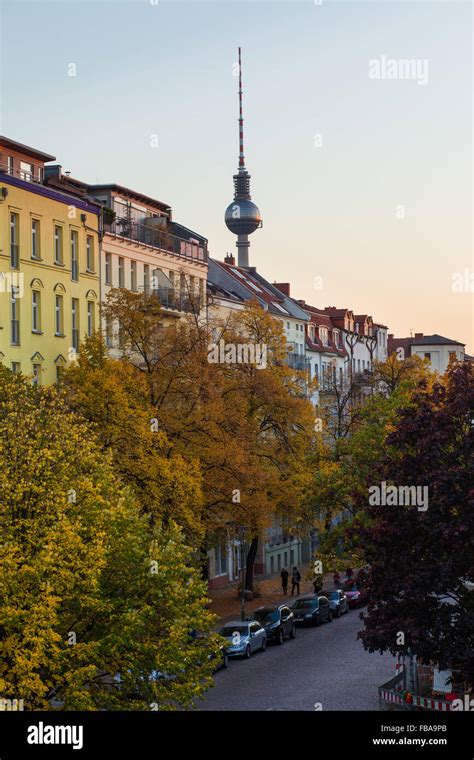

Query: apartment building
left=0, top=137, right=100, bottom=384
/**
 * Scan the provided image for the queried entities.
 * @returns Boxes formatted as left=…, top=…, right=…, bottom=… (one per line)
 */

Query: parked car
left=321, top=589, right=349, bottom=617
left=252, top=605, right=296, bottom=644
left=343, top=581, right=368, bottom=608
left=291, top=595, right=332, bottom=626
left=219, top=620, right=267, bottom=659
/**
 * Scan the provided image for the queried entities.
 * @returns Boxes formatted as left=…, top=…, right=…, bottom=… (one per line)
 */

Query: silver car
left=219, top=620, right=267, bottom=659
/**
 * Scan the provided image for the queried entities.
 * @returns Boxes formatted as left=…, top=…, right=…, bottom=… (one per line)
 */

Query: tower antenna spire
left=224, top=47, right=262, bottom=268
left=238, top=46, right=245, bottom=169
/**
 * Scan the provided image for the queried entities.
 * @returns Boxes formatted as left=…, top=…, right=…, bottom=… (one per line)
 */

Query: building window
left=32, top=291, right=41, bottom=332
left=11, top=362, right=21, bottom=374
left=357, top=359, right=361, bottom=372
left=37, top=167, right=43, bottom=183
left=105, top=318, right=113, bottom=347
left=319, top=327, right=328, bottom=346
left=118, top=257, right=124, bottom=288
left=71, top=299, right=79, bottom=352
left=130, top=260, right=137, bottom=291
left=10, top=213, right=19, bottom=269
left=55, top=366, right=63, bottom=384
left=20, top=161, right=34, bottom=181
left=11, top=292, right=20, bottom=345
left=71, top=231, right=79, bottom=281
left=424, top=353, right=431, bottom=360
left=199, top=278, right=204, bottom=305
left=144, top=264, right=150, bottom=294
left=86, top=235, right=94, bottom=271
left=54, top=226, right=63, bottom=264
left=87, top=301, right=95, bottom=336
left=7, top=156, right=13, bottom=175
left=339, top=367, right=343, bottom=387
left=168, top=271, right=175, bottom=290
left=55, top=295, right=64, bottom=336
left=215, top=544, right=228, bottom=576
left=448, top=351, right=457, bottom=363
left=333, top=330, right=339, bottom=347
left=31, top=219, right=40, bottom=259
left=105, top=253, right=112, bottom=285
left=32, top=364, right=41, bottom=386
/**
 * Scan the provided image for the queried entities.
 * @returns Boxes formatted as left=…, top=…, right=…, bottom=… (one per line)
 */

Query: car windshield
left=219, top=626, right=248, bottom=637
left=322, top=591, right=339, bottom=600
left=254, top=609, right=279, bottom=623
left=292, top=599, right=316, bottom=609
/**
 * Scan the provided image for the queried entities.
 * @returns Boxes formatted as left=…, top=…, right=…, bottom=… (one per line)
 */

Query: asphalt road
left=199, top=606, right=393, bottom=711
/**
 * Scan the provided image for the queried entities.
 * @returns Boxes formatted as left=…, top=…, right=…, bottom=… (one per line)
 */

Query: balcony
left=149, top=287, right=202, bottom=315
left=104, top=218, right=208, bottom=264
left=285, top=352, right=311, bottom=372
left=0, top=160, right=44, bottom=184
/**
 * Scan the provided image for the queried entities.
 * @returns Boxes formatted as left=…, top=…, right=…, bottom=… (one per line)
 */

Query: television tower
left=224, top=47, right=262, bottom=268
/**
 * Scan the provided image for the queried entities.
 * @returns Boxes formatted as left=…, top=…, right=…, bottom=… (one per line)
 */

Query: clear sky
left=1, top=0, right=472, bottom=351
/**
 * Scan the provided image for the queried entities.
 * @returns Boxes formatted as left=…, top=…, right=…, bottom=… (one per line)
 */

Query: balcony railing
left=150, top=287, right=202, bottom=314
left=0, top=160, right=44, bottom=184
left=285, top=352, right=311, bottom=372
left=105, top=218, right=208, bottom=264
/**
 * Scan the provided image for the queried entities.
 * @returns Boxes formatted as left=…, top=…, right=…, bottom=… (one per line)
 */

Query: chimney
left=224, top=252, right=235, bottom=265
left=274, top=282, right=290, bottom=297
left=44, top=164, right=62, bottom=180
left=388, top=333, right=394, bottom=340
left=297, top=299, right=306, bottom=307
left=414, top=332, right=423, bottom=339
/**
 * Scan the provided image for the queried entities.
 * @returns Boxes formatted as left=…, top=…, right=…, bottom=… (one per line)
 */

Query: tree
left=101, top=291, right=317, bottom=590
left=357, top=362, right=474, bottom=686
left=63, top=336, right=204, bottom=546
left=0, top=368, right=220, bottom=710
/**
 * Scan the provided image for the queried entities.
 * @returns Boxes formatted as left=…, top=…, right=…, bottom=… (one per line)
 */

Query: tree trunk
left=245, top=536, right=259, bottom=592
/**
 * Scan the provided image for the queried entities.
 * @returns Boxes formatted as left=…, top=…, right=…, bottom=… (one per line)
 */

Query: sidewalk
left=209, top=566, right=337, bottom=625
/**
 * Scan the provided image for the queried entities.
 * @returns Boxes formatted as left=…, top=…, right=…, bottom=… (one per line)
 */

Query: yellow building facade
left=0, top=140, right=100, bottom=385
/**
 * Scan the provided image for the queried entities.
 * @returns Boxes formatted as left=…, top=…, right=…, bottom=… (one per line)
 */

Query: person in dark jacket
left=291, top=566, right=301, bottom=596
left=280, top=567, right=289, bottom=595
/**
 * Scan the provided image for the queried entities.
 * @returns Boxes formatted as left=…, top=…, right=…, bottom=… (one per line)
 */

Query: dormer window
left=333, top=330, right=339, bottom=347
left=319, top=326, right=329, bottom=346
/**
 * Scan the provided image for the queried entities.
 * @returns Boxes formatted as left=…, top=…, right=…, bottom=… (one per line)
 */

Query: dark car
left=343, top=581, right=368, bottom=608
left=252, top=605, right=296, bottom=644
left=321, top=589, right=349, bottom=617
left=291, top=595, right=332, bottom=626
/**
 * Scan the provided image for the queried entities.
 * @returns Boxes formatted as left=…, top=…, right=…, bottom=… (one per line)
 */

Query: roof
left=0, top=136, right=55, bottom=163
left=88, top=183, right=171, bottom=214
left=410, top=333, right=465, bottom=347
left=211, top=260, right=297, bottom=319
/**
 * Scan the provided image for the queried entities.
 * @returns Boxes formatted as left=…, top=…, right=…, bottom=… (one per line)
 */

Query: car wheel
left=315, top=613, right=321, bottom=627
left=328, top=611, right=333, bottom=622
left=336, top=607, right=341, bottom=618
left=289, top=624, right=296, bottom=640
left=261, top=638, right=267, bottom=652
left=222, top=653, right=229, bottom=669
left=244, top=644, right=251, bottom=659
left=277, top=629, right=284, bottom=645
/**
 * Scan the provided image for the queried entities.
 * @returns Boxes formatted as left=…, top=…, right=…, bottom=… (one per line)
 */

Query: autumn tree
left=63, top=335, right=204, bottom=545
left=100, top=290, right=318, bottom=590
left=357, top=362, right=474, bottom=686
left=0, top=368, right=220, bottom=710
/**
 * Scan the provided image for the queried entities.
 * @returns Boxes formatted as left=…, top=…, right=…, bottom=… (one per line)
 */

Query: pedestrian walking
left=291, top=566, right=301, bottom=596
left=333, top=571, right=341, bottom=588
left=345, top=566, right=353, bottom=580
left=280, top=567, right=289, bottom=595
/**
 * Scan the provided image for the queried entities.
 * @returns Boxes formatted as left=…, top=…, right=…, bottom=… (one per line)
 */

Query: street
left=199, top=607, right=394, bottom=711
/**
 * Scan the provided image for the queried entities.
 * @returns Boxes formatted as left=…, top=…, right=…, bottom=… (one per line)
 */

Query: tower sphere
left=225, top=199, right=261, bottom=236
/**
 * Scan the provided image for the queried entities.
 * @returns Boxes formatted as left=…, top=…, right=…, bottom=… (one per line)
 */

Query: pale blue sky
left=1, top=0, right=472, bottom=350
